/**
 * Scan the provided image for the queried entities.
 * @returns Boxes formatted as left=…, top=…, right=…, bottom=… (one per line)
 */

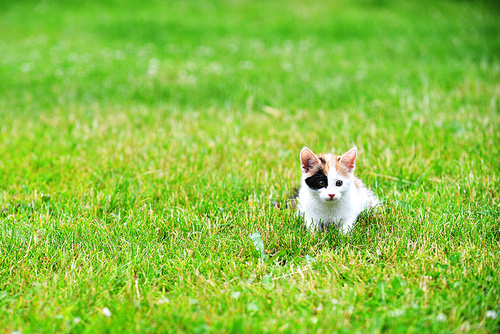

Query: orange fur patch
left=317, top=153, right=350, bottom=178
left=303, top=149, right=354, bottom=178
left=317, top=154, right=330, bottom=174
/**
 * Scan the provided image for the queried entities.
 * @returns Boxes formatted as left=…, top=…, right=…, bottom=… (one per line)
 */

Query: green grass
left=1, top=0, right=499, bottom=332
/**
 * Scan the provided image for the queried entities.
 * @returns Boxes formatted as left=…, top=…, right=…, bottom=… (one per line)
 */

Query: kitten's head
left=300, top=146, right=357, bottom=202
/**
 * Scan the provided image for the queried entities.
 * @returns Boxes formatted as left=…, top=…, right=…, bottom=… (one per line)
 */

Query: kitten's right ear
left=340, top=147, right=357, bottom=173
left=300, top=147, right=320, bottom=174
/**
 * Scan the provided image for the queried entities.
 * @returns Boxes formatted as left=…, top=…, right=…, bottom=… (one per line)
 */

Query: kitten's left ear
left=340, top=147, right=357, bottom=173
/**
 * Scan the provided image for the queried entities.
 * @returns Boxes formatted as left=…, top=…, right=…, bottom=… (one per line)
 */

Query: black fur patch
left=305, top=169, right=328, bottom=190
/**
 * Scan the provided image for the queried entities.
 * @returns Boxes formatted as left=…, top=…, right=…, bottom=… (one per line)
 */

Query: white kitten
left=297, top=146, right=378, bottom=234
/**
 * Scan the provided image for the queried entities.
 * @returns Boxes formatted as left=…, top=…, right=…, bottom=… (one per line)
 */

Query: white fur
left=297, top=148, right=378, bottom=234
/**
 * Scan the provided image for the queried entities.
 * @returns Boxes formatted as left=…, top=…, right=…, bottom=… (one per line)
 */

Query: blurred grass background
left=0, top=0, right=499, bottom=332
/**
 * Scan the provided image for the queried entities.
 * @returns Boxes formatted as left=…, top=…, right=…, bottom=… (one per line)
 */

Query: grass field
left=1, top=0, right=499, bottom=332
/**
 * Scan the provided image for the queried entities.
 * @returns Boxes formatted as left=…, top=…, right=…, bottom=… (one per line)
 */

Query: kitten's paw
left=339, top=226, right=352, bottom=235
left=305, top=218, right=320, bottom=231
left=307, top=224, right=321, bottom=232
left=368, top=198, right=381, bottom=211
left=339, top=220, right=356, bottom=235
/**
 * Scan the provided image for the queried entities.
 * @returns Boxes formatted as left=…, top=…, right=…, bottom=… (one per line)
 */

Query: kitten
left=297, top=146, right=378, bottom=234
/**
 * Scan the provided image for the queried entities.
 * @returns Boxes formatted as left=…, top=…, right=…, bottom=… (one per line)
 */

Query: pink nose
left=328, top=194, right=335, bottom=199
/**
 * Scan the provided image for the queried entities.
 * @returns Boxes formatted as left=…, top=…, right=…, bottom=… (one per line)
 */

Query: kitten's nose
left=328, top=194, right=335, bottom=199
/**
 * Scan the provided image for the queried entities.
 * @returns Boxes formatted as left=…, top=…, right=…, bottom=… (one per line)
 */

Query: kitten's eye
left=318, top=180, right=325, bottom=187
left=336, top=180, right=343, bottom=187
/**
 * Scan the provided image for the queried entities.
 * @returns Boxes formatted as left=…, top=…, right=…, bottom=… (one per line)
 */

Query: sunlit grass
left=0, top=0, right=499, bottom=332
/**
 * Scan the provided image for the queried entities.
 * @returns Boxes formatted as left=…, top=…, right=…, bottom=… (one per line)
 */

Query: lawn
left=0, top=0, right=499, bottom=332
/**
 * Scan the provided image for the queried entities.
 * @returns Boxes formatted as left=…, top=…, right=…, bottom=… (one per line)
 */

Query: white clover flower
left=459, top=322, right=470, bottom=331
left=436, top=313, right=447, bottom=322
left=158, top=297, right=170, bottom=304
left=486, top=310, right=497, bottom=319
left=102, top=307, right=112, bottom=317
left=147, top=58, right=159, bottom=76
left=389, top=309, right=404, bottom=317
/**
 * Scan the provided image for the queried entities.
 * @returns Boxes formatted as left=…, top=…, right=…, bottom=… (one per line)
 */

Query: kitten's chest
left=298, top=193, right=355, bottom=222
left=308, top=205, right=348, bottom=223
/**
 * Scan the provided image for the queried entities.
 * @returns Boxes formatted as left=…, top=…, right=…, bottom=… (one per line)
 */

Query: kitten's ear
left=340, top=147, right=357, bottom=173
left=300, top=147, right=321, bottom=174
